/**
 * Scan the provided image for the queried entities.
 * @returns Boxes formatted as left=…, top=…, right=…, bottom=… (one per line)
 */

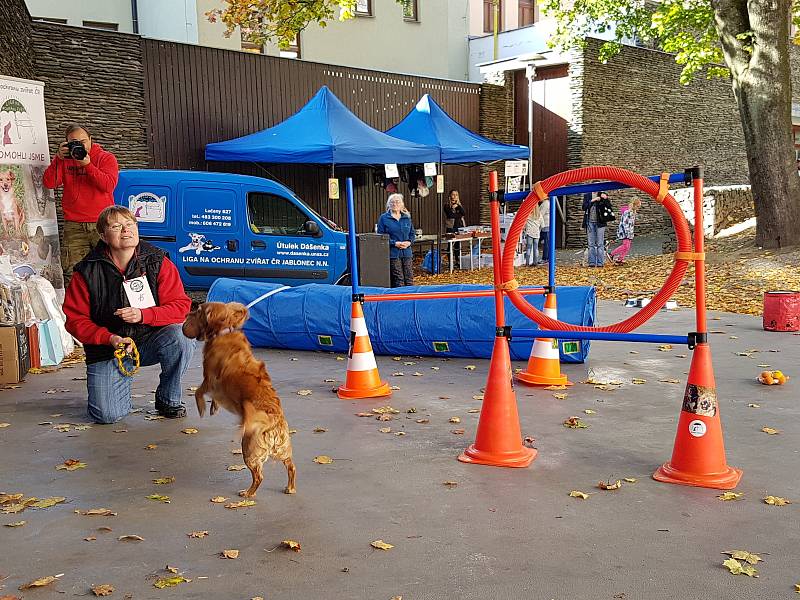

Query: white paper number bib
left=123, top=275, right=156, bottom=309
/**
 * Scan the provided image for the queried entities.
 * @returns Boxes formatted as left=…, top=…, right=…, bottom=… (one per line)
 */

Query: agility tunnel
left=207, top=280, right=595, bottom=362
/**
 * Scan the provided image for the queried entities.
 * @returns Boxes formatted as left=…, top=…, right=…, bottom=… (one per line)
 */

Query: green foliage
left=207, top=0, right=407, bottom=49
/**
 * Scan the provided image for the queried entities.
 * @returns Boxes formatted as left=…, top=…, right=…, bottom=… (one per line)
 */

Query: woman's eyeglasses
left=108, top=222, right=137, bottom=233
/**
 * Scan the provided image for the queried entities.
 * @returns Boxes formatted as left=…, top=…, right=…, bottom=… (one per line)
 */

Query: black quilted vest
left=74, top=241, right=165, bottom=364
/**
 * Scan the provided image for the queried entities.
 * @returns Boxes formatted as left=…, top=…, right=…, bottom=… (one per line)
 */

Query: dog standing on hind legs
left=182, top=302, right=296, bottom=498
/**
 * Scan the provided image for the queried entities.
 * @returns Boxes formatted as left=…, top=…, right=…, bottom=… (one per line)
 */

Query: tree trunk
left=712, top=0, right=800, bottom=248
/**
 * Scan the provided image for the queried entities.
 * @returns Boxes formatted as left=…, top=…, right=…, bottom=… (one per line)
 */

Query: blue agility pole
left=548, top=194, right=556, bottom=290
left=512, top=329, right=690, bottom=346
left=345, top=177, right=361, bottom=297
left=504, top=172, right=690, bottom=203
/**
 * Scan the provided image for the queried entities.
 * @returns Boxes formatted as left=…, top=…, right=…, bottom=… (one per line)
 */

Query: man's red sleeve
left=140, top=258, right=191, bottom=326
left=63, top=272, right=114, bottom=346
left=85, top=152, right=119, bottom=194
left=42, top=158, right=63, bottom=190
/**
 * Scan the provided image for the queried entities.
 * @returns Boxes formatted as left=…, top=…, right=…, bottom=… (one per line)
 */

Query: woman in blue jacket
left=377, top=193, right=416, bottom=287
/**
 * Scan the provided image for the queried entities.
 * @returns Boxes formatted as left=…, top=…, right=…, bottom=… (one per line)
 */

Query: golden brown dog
left=182, top=302, right=296, bottom=498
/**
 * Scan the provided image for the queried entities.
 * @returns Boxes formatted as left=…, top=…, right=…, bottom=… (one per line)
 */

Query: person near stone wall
left=43, top=124, right=119, bottom=282
left=582, top=191, right=614, bottom=267
left=610, top=198, right=642, bottom=265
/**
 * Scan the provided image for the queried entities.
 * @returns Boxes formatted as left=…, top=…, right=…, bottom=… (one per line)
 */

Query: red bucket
left=763, top=291, right=800, bottom=332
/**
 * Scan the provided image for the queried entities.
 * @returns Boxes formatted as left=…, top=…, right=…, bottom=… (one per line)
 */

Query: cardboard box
left=0, top=324, right=30, bottom=384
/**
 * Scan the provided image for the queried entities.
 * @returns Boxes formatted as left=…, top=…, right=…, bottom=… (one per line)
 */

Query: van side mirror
left=304, top=220, right=321, bottom=237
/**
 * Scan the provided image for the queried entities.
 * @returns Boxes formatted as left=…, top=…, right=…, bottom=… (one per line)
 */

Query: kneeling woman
left=377, top=193, right=416, bottom=287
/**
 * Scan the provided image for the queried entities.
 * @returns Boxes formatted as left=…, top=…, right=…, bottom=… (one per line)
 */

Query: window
left=34, top=17, right=67, bottom=24
left=518, top=0, right=535, bottom=27
left=483, top=0, right=502, bottom=34
left=248, top=192, right=313, bottom=236
left=241, top=31, right=263, bottom=54
left=355, top=0, right=373, bottom=16
left=279, top=35, right=301, bottom=59
left=82, top=20, right=119, bottom=31
left=402, top=0, right=419, bottom=22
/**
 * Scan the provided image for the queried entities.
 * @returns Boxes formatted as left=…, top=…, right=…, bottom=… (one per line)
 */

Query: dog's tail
left=241, top=401, right=291, bottom=459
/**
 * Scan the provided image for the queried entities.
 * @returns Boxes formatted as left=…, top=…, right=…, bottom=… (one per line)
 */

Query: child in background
left=523, top=203, right=544, bottom=267
left=610, top=198, right=641, bottom=265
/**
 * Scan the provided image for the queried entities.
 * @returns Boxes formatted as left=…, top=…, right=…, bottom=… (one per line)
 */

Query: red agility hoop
left=501, top=166, right=693, bottom=333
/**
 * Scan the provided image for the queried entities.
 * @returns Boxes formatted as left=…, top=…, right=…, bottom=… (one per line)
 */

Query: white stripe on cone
left=351, top=317, right=369, bottom=337
left=347, top=351, right=378, bottom=372
left=529, top=303, right=560, bottom=360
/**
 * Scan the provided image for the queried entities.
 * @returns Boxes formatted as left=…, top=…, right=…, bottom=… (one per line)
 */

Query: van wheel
left=335, top=273, right=351, bottom=286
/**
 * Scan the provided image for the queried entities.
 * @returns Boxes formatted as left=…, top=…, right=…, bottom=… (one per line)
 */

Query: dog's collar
left=206, top=327, right=241, bottom=341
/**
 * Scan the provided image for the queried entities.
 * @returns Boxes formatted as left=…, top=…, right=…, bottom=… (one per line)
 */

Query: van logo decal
left=129, top=192, right=166, bottom=223
left=179, top=233, right=220, bottom=255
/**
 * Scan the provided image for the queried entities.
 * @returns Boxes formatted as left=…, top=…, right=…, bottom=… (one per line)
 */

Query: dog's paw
left=210, top=401, right=219, bottom=416
left=284, top=486, right=296, bottom=495
left=238, top=489, right=256, bottom=498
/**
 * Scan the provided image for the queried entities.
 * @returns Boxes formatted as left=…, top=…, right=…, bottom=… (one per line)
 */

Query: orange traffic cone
left=653, top=343, right=742, bottom=489
left=337, top=301, right=392, bottom=400
left=516, top=292, right=572, bottom=387
left=459, top=335, right=537, bottom=468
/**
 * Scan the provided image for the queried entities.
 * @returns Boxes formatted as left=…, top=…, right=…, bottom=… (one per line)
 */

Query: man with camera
left=43, top=124, right=119, bottom=282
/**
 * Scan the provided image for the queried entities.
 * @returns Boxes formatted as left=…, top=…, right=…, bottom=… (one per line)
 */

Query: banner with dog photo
left=0, top=74, right=64, bottom=300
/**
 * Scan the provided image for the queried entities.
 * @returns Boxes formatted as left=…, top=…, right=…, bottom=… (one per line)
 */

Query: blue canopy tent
left=205, top=86, right=439, bottom=164
left=384, top=94, right=529, bottom=163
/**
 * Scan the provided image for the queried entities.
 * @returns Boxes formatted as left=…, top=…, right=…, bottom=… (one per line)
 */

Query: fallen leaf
left=598, top=480, right=622, bottom=490
left=722, top=557, right=758, bottom=577
left=451, top=429, right=465, bottom=435
left=144, top=444, right=158, bottom=450
left=569, top=490, right=589, bottom=499
left=761, top=427, right=780, bottom=435
left=563, top=417, right=589, bottom=429
left=376, top=414, right=392, bottom=421
left=336, top=356, right=345, bottom=361
left=717, top=492, right=743, bottom=501
left=313, top=427, right=328, bottom=433
left=430, top=366, right=440, bottom=371
left=748, top=403, right=760, bottom=408
left=763, top=495, right=791, bottom=506
left=583, top=409, right=596, bottom=415
left=631, top=378, right=647, bottom=385
left=221, top=549, right=239, bottom=559
left=144, top=415, right=165, bottom=421
left=75, top=508, right=117, bottom=516
left=659, top=378, right=681, bottom=384
left=118, top=534, right=144, bottom=541
left=722, top=550, right=762, bottom=565
left=323, top=378, right=336, bottom=383
left=464, top=365, right=476, bottom=370
left=30, top=497, right=66, bottom=509
left=443, top=481, right=458, bottom=487
left=98, top=526, right=113, bottom=532
left=378, top=427, right=392, bottom=433
left=404, top=361, right=416, bottom=366
left=91, top=584, right=114, bottom=596
left=623, top=478, right=637, bottom=483
left=296, top=389, right=313, bottom=396
left=392, top=372, right=404, bottom=377
left=112, top=429, right=127, bottom=433
left=371, top=539, right=394, bottom=550
left=56, top=459, right=87, bottom=471
left=210, top=496, right=227, bottom=503
left=4, top=520, right=25, bottom=527
left=0, top=422, right=10, bottom=427
left=554, top=393, right=568, bottom=400
left=19, top=575, right=58, bottom=590
left=225, top=499, right=256, bottom=509
left=146, top=494, right=171, bottom=503
left=372, top=406, right=400, bottom=414
left=415, top=418, right=430, bottom=424
left=392, top=356, right=402, bottom=361
left=227, top=465, right=247, bottom=471
left=406, top=407, right=417, bottom=413
left=152, top=476, right=175, bottom=485
left=472, top=394, right=484, bottom=401
left=544, top=385, right=567, bottom=390
left=467, top=408, right=480, bottom=413
left=282, top=539, right=301, bottom=552
left=413, top=372, right=423, bottom=377
left=84, top=536, right=96, bottom=541
left=314, top=455, right=334, bottom=464
left=188, top=530, right=209, bottom=538
left=658, top=345, right=673, bottom=352
left=395, top=431, right=406, bottom=436
left=166, top=565, right=179, bottom=574
left=181, top=428, right=199, bottom=434
left=390, top=385, right=401, bottom=390
left=449, top=416, right=461, bottom=423
left=153, top=576, right=190, bottom=589
left=355, top=412, right=372, bottom=417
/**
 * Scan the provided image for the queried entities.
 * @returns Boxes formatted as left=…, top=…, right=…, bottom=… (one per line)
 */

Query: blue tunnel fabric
left=208, top=281, right=596, bottom=363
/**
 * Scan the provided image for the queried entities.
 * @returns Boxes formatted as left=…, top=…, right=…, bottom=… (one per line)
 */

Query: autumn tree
left=542, top=0, right=800, bottom=248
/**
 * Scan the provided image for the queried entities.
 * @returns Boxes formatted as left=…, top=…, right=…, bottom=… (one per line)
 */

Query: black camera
left=66, top=140, right=87, bottom=161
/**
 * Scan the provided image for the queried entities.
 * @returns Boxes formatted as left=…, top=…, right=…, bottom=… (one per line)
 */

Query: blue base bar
left=504, top=172, right=689, bottom=203
left=512, top=329, right=689, bottom=345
